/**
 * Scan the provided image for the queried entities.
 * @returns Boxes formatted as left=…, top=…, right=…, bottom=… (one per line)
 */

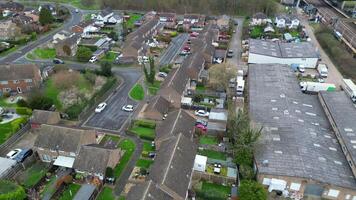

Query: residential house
left=275, top=14, right=300, bottom=29
left=52, top=30, right=72, bottom=46
left=217, top=15, right=230, bottom=31
left=55, top=34, right=81, bottom=57
left=31, top=110, right=61, bottom=129
left=122, top=18, right=161, bottom=58
left=12, top=13, right=33, bottom=25
left=183, top=14, right=205, bottom=31
left=0, top=20, right=21, bottom=40
left=142, top=95, right=171, bottom=121
left=95, top=8, right=121, bottom=24
left=155, top=109, right=195, bottom=149
left=159, top=12, right=176, bottom=29
left=158, top=67, right=189, bottom=108
left=72, top=20, right=94, bottom=34
left=181, top=52, right=205, bottom=83
left=207, top=108, right=228, bottom=135
left=264, top=23, right=275, bottom=33
left=82, top=25, right=100, bottom=38
left=127, top=180, right=175, bottom=200
left=0, top=1, right=24, bottom=12
left=33, top=124, right=97, bottom=165
left=0, top=64, right=41, bottom=95
left=24, top=12, right=39, bottom=22
left=251, top=12, right=268, bottom=26
left=73, top=145, right=122, bottom=180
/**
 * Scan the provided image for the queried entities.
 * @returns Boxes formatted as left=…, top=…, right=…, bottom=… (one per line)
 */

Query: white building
left=248, top=39, right=319, bottom=68
left=194, top=155, right=207, bottom=172
left=275, top=15, right=300, bottom=29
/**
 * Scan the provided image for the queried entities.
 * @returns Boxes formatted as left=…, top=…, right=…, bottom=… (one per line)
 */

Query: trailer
left=300, top=81, right=336, bottom=94
left=342, top=79, right=356, bottom=103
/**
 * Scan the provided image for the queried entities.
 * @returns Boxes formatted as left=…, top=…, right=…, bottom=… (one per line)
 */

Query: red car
left=195, top=124, right=207, bottom=132
left=183, top=46, right=191, bottom=51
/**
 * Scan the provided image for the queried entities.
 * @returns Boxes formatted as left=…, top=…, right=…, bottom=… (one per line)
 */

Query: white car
left=195, top=110, right=210, bottom=117
left=75, top=9, right=79, bottom=13
left=6, top=149, right=22, bottom=159
left=122, top=105, right=134, bottom=112
left=89, top=56, right=97, bottom=63
left=158, top=72, right=167, bottom=78
left=95, top=102, right=107, bottom=113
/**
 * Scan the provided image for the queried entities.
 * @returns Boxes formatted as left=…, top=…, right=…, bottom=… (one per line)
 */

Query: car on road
left=122, top=105, right=134, bottom=112
left=227, top=50, right=234, bottom=58
left=195, top=119, right=208, bottom=127
left=195, top=124, right=207, bottom=132
left=53, top=58, right=64, bottom=64
left=75, top=8, right=79, bottom=13
left=95, top=102, right=107, bottom=113
left=158, top=72, right=167, bottom=78
left=6, top=149, right=22, bottom=159
left=89, top=56, right=97, bottom=63
left=195, top=110, right=209, bottom=117
left=14, top=149, right=33, bottom=162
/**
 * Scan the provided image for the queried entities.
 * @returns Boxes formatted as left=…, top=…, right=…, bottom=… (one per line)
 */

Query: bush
left=141, top=151, right=149, bottom=158
left=134, top=120, right=156, bottom=129
left=28, top=92, right=54, bottom=110
left=239, top=180, right=267, bottom=200
left=0, top=180, right=26, bottom=200
left=105, top=167, right=114, bottom=178
left=3, top=92, right=10, bottom=98
left=16, top=99, right=28, bottom=107
left=239, top=164, right=255, bottom=180
left=16, top=107, right=32, bottom=115
left=76, top=46, right=92, bottom=62
left=138, top=134, right=155, bottom=141
left=100, top=61, right=113, bottom=77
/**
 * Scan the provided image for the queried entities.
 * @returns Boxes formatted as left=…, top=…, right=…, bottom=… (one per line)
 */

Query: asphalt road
left=227, top=18, right=244, bottom=68
left=82, top=67, right=141, bottom=131
left=0, top=4, right=82, bottom=64
left=159, top=33, right=189, bottom=66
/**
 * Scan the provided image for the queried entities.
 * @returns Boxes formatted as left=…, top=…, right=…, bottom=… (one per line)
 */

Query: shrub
left=239, top=180, right=267, bottom=200
left=141, top=151, right=149, bottom=158
left=76, top=46, right=92, bottom=62
left=3, top=92, right=10, bottom=98
left=16, top=107, right=32, bottom=115
left=239, top=164, right=255, bottom=180
left=28, top=92, right=54, bottom=110
left=0, top=180, right=26, bottom=200
left=105, top=167, right=114, bottom=178
left=134, top=120, right=156, bottom=129
left=16, top=99, right=28, bottom=107
left=139, top=134, right=155, bottom=141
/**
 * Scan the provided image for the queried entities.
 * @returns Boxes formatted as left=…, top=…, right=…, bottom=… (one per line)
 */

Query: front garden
left=113, top=139, right=136, bottom=178
left=17, top=162, right=49, bottom=189
left=128, top=120, right=156, bottom=140
left=27, top=48, right=56, bottom=60
left=194, top=181, right=231, bottom=200
left=97, top=187, right=115, bottom=200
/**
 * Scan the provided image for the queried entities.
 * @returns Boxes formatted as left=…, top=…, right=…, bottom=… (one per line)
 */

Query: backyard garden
left=128, top=120, right=156, bottom=140
left=194, top=181, right=231, bottom=200
left=16, top=162, right=50, bottom=189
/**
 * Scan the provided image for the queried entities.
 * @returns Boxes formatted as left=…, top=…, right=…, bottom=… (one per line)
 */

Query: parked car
left=195, top=119, right=208, bottom=127
left=298, top=65, right=305, bottom=73
left=318, top=78, right=325, bottom=83
left=122, top=105, right=134, bottom=112
left=162, top=113, right=168, bottom=120
left=213, top=57, right=223, bottom=64
left=89, top=56, right=97, bottom=63
left=158, top=72, right=167, bottom=78
left=6, top=149, right=22, bottom=159
left=195, top=124, right=207, bottom=132
left=148, top=152, right=156, bottom=158
left=95, top=102, right=107, bottom=113
left=195, top=110, right=209, bottom=117
left=227, top=50, right=234, bottom=58
left=53, top=58, right=64, bottom=64
left=75, top=8, right=79, bottom=13
left=14, top=149, right=33, bottom=162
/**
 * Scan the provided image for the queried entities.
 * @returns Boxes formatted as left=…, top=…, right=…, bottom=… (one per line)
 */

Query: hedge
left=16, top=107, right=32, bottom=115
left=0, top=180, right=26, bottom=200
left=133, top=120, right=156, bottom=129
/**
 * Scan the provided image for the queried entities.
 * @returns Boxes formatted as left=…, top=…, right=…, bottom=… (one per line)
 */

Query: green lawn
left=129, top=84, right=144, bottom=101
left=0, top=97, right=17, bottom=107
left=126, top=14, right=142, bottom=29
left=44, top=79, right=62, bottom=110
left=58, top=184, right=81, bottom=200
left=130, top=126, right=155, bottom=140
left=0, top=180, right=20, bottom=194
left=250, top=26, right=263, bottom=39
left=33, top=48, right=56, bottom=59
left=196, top=181, right=231, bottom=200
left=199, top=136, right=218, bottom=145
left=0, top=117, right=28, bottom=145
left=97, top=187, right=115, bottom=200
left=114, top=139, right=136, bottom=178
left=101, top=51, right=119, bottom=63
left=136, top=159, right=154, bottom=169
left=84, top=13, right=92, bottom=21
left=18, top=163, right=48, bottom=188
left=196, top=85, right=206, bottom=92
left=100, top=135, right=120, bottom=145
left=143, top=141, right=155, bottom=152
left=198, top=149, right=227, bottom=161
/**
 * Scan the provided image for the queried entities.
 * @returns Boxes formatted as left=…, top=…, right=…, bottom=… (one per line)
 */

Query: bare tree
left=208, top=63, right=236, bottom=91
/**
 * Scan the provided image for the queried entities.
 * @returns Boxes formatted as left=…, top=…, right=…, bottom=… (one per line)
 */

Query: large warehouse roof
left=319, top=91, right=356, bottom=168
left=249, top=64, right=356, bottom=190
left=249, top=39, right=319, bottom=58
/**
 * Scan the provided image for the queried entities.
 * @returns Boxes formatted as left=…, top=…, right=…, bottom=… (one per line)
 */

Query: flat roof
left=0, top=157, right=17, bottom=177
left=53, top=156, right=75, bottom=168
left=319, top=91, right=356, bottom=166
left=249, top=39, right=318, bottom=58
left=249, top=64, right=356, bottom=190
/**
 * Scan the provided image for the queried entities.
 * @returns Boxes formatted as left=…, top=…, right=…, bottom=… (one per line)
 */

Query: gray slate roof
left=127, top=180, right=174, bottom=200
left=31, top=110, right=61, bottom=125
left=249, top=64, right=356, bottom=190
left=319, top=91, right=356, bottom=169
left=155, top=109, right=195, bottom=141
left=181, top=52, right=205, bottom=80
left=149, top=133, right=197, bottom=199
left=249, top=39, right=319, bottom=58
left=145, top=95, right=170, bottom=115
left=0, top=64, right=39, bottom=81
left=34, top=125, right=96, bottom=153
left=159, top=67, right=189, bottom=95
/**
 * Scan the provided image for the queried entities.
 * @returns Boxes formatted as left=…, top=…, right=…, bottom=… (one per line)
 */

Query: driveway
left=226, top=18, right=244, bottom=68
left=82, top=67, right=141, bottom=131
left=159, top=33, right=189, bottom=66
left=0, top=4, right=82, bottom=64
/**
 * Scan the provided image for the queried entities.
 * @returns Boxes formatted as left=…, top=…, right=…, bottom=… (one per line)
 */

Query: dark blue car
left=14, top=149, right=33, bottom=162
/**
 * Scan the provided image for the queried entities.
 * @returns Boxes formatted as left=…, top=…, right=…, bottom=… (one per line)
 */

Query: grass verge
left=129, top=84, right=144, bottom=101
